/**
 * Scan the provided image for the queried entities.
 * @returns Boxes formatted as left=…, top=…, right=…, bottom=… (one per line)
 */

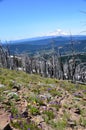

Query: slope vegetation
left=0, top=68, right=86, bottom=130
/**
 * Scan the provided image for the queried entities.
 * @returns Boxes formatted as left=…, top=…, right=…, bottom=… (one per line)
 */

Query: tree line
left=0, top=41, right=86, bottom=83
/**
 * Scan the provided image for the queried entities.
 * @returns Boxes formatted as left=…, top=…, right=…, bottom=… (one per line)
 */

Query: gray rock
left=7, top=92, right=18, bottom=96
left=7, top=92, right=18, bottom=99
left=0, top=84, right=5, bottom=88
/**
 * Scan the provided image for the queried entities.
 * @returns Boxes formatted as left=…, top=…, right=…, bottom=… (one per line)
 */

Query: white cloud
left=1, top=29, right=68, bottom=42
left=42, top=29, right=68, bottom=37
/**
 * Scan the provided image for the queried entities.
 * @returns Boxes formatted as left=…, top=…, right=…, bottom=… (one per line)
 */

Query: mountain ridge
left=3, top=35, right=86, bottom=45
left=2, top=35, right=86, bottom=55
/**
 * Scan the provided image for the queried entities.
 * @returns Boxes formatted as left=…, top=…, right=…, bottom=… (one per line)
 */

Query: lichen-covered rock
left=7, top=92, right=18, bottom=98
left=0, top=84, right=5, bottom=88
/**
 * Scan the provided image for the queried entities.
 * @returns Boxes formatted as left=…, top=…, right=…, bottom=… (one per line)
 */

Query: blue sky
left=0, top=0, right=86, bottom=41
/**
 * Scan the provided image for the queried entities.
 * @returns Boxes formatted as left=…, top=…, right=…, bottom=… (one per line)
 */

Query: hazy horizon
left=0, top=0, right=86, bottom=41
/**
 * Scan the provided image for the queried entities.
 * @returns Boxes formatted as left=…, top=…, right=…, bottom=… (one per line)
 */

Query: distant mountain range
left=2, top=35, right=86, bottom=55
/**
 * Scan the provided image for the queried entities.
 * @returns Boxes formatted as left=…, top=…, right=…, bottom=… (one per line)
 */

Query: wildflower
left=28, top=103, right=31, bottom=105
left=27, top=128, right=30, bottom=130
left=47, top=88, right=52, bottom=91
left=19, top=121, right=23, bottom=129
left=22, top=111, right=28, bottom=118
left=33, top=101, right=36, bottom=105
left=15, top=114, right=19, bottom=118
left=9, top=113, right=14, bottom=120
left=38, top=123, right=42, bottom=129
left=82, top=90, right=86, bottom=93
left=9, top=114, right=14, bottom=122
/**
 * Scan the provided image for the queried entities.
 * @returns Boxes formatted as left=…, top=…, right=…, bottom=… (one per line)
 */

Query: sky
left=0, top=0, right=86, bottom=41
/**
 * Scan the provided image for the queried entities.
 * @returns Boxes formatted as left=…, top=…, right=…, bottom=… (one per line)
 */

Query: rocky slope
left=0, top=68, right=86, bottom=130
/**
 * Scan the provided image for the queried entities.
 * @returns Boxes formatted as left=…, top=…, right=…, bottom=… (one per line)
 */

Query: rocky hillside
left=0, top=68, right=86, bottom=130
